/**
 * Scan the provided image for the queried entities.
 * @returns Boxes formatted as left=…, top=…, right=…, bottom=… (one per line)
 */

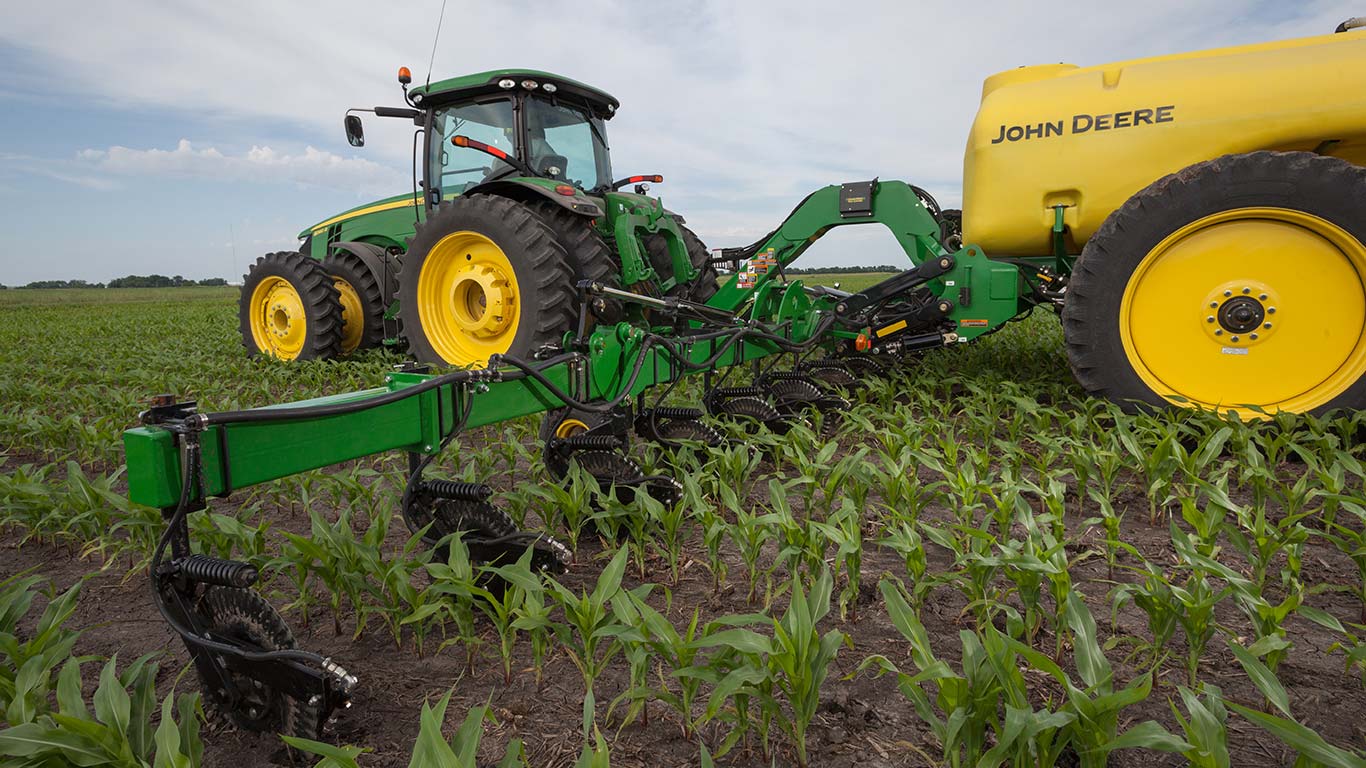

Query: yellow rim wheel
left=1119, top=207, right=1366, bottom=416
left=248, top=276, right=308, bottom=360
left=333, top=277, right=363, bottom=354
left=417, top=230, right=520, bottom=366
left=555, top=418, right=589, bottom=439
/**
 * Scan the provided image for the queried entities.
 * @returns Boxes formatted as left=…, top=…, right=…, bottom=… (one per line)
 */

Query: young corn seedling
left=699, top=567, right=845, bottom=768
left=0, top=655, right=205, bottom=768
left=722, top=486, right=776, bottom=603
left=609, top=587, right=707, bottom=737
left=811, top=499, right=863, bottom=621
left=877, top=521, right=928, bottom=605
left=655, top=474, right=701, bottom=585
left=1008, top=593, right=1170, bottom=768
left=861, top=578, right=1073, bottom=767
left=1110, top=561, right=1180, bottom=666
left=510, top=568, right=555, bottom=688
left=1222, top=637, right=1366, bottom=767
left=412, top=534, right=485, bottom=672
left=1184, top=543, right=1302, bottom=674
left=0, top=575, right=82, bottom=725
left=1316, top=499, right=1366, bottom=623
left=550, top=546, right=631, bottom=724
left=472, top=550, right=542, bottom=686
left=1169, top=533, right=1234, bottom=685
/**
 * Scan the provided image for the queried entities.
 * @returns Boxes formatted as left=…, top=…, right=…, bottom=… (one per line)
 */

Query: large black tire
left=194, top=586, right=323, bottom=739
left=322, top=250, right=386, bottom=354
left=398, top=194, right=577, bottom=367
left=238, top=251, right=342, bottom=361
left=522, top=201, right=621, bottom=295
left=644, top=224, right=719, bottom=303
left=1062, top=151, right=1366, bottom=415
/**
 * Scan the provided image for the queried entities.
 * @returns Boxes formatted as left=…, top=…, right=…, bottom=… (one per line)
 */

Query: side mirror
left=344, top=115, right=365, bottom=148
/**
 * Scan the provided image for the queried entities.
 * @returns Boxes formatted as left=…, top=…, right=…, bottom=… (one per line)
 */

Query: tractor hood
left=299, top=192, right=421, bottom=239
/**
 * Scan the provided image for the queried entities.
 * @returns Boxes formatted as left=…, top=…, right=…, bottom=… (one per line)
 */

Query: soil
left=4, top=430, right=1366, bottom=768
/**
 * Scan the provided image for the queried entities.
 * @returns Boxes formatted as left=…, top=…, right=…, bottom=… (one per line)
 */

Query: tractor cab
left=412, top=71, right=618, bottom=198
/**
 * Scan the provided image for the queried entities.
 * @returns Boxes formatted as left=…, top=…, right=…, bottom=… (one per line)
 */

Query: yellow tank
left=962, top=29, right=1366, bottom=256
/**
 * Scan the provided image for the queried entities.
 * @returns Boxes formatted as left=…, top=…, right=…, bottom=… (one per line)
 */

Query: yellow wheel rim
left=248, top=276, right=308, bottom=360
left=333, top=276, right=363, bottom=354
left=555, top=418, right=589, bottom=438
left=417, top=230, right=520, bottom=366
left=1119, top=207, right=1366, bottom=416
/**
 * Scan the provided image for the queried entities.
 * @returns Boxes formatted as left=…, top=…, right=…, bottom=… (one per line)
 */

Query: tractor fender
left=328, top=240, right=397, bottom=302
left=466, top=179, right=604, bottom=218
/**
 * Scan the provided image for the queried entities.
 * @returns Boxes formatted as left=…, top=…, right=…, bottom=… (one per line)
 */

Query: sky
left=0, top=0, right=1355, bottom=285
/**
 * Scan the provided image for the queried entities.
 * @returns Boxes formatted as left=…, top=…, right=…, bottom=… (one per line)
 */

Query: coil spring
left=709, top=386, right=764, bottom=399
left=762, top=371, right=810, bottom=382
left=179, top=554, right=258, bottom=588
left=559, top=434, right=622, bottom=450
left=419, top=480, right=493, bottom=502
left=649, top=406, right=703, bottom=420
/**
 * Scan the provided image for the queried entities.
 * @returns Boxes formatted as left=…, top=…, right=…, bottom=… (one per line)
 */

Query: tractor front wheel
left=239, top=251, right=343, bottom=361
left=322, top=250, right=386, bottom=354
left=1063, top=151, right=1366, bottom=417
left=398, top=194, right=576, bottom=367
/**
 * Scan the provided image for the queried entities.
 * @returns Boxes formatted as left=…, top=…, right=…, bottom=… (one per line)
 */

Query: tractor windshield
left=431, top=98, right=518, bottom=194
left=523, top=96, right=612, bottom=191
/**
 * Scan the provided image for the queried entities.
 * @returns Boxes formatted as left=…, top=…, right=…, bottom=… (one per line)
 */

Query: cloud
left=76, top=139, right=406, bottom=194
left=0, top=152, right=119, bottom=190
left=2, top=0, right=1358, bottom=279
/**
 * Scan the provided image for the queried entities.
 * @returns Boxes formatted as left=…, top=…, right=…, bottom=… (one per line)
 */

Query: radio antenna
left=425, top=0, right=448, bottom=88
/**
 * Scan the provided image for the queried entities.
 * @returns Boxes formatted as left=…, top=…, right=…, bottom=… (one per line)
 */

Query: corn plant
left=471, top=550, right=543, bottom=685
left=721, top=484, right=775, bottom=603
left=410, top=535, right=485, bottom=671
left=1167, top=536, right=1233, bottom=686
left=1, top=575, right=82, bottom=725
left=860, top=578, right=1074, bottom=767
left=1009, top=593, right=1170, bottom=768
left=877, top=522, right=930, bottom=608
left=0, top=656, right=205, bottom=768
left=611, top=589, right=709, bottom=739
left=510, top=568, right=555, bottom=688
left=1298, top=605, right=1366, bottom=686
left=1223, top=638, right=1366, bottom=767
left=810, top=499, right=862, bottom=621
left=698, top=567, right=845, bottom=768
left=1111, top=561, right=1180, bottom=665
left=1317, top=499, right=1366, bottom=623
left=549, top=546, right=630, bottom=728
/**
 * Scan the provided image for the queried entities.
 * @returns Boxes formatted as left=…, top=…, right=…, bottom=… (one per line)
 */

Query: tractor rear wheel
left=398, top=194, right=576, bottom=367
left=645, top=224, right=719, bottom=303
left=322, top=250, right=385, bottom=354
left=524, top=200, right=623, bottom=323
left=239, top=251, right=343, bottom=361
left=1063, top=151, right=1366, bottom=416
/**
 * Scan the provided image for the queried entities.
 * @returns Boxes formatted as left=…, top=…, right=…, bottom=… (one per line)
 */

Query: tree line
left=1, top=275, right=229, bottom=289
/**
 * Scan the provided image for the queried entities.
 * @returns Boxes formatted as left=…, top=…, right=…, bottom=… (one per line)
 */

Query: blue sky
left=0, top=0, right=1354, bottom=285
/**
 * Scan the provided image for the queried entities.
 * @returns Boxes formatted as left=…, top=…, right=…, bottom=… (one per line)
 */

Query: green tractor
left=239, top=68, right=719, bottom=367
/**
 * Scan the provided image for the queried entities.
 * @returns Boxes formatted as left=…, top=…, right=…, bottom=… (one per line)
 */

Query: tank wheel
left=322, top=250, right=386, bottom=354
left=398, top=194, right=576, bottom=368
left=644, top=223, right=720, bottom=304
left=194, top=586, right=323, bottom=739
left=239, top=251, right=343, bottom=361
left=1063, top=151, right=1366, bottom=417
left=524, top=200, right=624, bottom=324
